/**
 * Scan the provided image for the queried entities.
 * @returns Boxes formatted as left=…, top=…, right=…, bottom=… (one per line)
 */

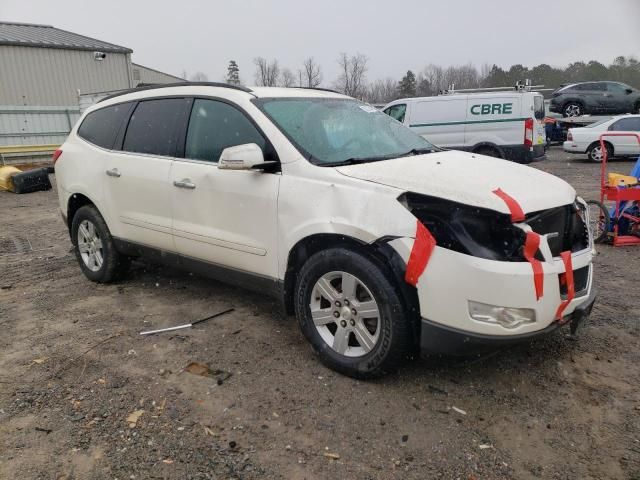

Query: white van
left=383, top=89, right=546, bottom=163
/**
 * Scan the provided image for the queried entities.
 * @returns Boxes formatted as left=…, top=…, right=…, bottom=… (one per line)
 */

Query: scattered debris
left=229, top=441, right=237, bottom=449
left=35, top=426, right=52, bottom=434
left=184, top=362, right=232, bottom=384
left=428, top=385, right=448, bottom=395
left=126, top=409, right=144, bottom=428
left=203, top=426, right=215, bottom=437
left=31, top=358, right=47, bottom=365
left=401, top=435, right=409, bottom=443
left=323, top=452, right=340, bottom=460
left=452, top=406, right=467, bottom=415
left=479, top=444, right=493, bottom=450
left=0, top=285, right=13, bottom=290
left=139, top=308, right=235, bottom=335
left=162, top=459, right=174, bottom=464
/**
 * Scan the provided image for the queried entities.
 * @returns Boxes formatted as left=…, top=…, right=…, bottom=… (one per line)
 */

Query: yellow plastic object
left=0, top=166, right=21, bottom=192
left=608, top=173, right=639, bottom=187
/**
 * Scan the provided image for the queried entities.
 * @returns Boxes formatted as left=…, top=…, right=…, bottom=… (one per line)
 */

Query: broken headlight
left=399, top=192, right=526, bottom=262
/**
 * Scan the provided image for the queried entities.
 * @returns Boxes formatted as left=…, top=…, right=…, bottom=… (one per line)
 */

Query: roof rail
left=98, top=81, right=253, bottom=103
left=292, top=86, right=343, bottom=95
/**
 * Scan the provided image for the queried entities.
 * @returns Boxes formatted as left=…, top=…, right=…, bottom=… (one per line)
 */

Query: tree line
left=183, top=54, right=640, bottom=104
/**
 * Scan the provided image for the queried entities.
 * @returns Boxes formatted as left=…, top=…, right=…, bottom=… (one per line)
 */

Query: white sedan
left=563, top=115, right=640, bottom=162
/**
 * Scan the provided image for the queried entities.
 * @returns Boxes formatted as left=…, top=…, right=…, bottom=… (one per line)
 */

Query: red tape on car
left=555, top=251, right=575, bottom=320
left=523, top=232, right=544, bottom=300
left=492, top=188, right=526, bottom=223
left=405, top=220, right=436, bottom=286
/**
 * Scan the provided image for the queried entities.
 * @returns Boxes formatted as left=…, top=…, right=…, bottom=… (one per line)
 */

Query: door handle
left=106, top=168, right=121, bottom=178
left=173, top=179, right=196, bottom=189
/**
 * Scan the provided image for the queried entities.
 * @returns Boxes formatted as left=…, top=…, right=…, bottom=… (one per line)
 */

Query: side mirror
left=218, top=143, right=268, bottom=170
left=626, top=88, right=633, bottom=94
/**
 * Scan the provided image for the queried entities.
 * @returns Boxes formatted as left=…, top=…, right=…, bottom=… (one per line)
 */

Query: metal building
left=0, top=21, right=182, bottom=159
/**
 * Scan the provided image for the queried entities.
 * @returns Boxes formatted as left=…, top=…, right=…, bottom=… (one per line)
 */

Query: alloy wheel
left=77, top=219, right=104, bottom=272
left=309, top=271, right=381, bottom=357
left=564, top=104, right=582, bottom=117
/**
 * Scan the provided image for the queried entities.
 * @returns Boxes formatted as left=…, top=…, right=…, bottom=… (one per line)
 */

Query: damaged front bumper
left=388, top=237, right=596, bottom=354
left=420, top=289, right=596, bottom=355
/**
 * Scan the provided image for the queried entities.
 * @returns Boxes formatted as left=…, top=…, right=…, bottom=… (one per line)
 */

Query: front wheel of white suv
left=71, top=205, right=129, bottom=283
left=294, top=247, right=412, bottom=379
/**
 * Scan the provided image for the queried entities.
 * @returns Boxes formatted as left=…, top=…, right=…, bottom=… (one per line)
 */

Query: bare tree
left=365, top=78, right=398, bottom=104
left=335, top=53, right=368, bottom=98
left=189, top=71, right=209, bottom=82
left=300, top=57, right=323, bottom=88
left=280, top=68, right=296, bottom=87
left=254, top=57, right=280, bottom=86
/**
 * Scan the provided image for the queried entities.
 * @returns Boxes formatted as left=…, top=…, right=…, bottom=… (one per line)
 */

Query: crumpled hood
left=335, top=150, right=576, bottom=215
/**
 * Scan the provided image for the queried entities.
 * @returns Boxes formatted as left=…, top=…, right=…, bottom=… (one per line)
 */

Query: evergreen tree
left=226, top=60, right=240, bottom=85
left=397, top=70, right=417, bottom=97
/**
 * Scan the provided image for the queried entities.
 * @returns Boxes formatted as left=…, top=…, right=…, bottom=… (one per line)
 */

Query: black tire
left=71, top=205, right=129, bottom=283
left=587, top=141, right=613, bottom=163
left=474, top=146, right=502, bottom=159
left=563, top=102, right=583, bottom=117
left=294, top=247, right=412, bottom=379
left=586, top=200, right=610, bottom=244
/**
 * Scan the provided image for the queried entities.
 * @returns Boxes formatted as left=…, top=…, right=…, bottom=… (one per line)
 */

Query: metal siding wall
left=0, top=45, right=132, bottom=106
left=0, top=106, right=80, bottom=146
left=132, top=64, right=183, bottom=84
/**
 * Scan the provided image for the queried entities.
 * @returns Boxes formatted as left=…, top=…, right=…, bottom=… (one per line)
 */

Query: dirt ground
left=1, top=147, right=639, bottom=480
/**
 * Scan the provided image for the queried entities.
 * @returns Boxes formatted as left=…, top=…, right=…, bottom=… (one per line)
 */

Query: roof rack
left=439, top=79, right=551, bottom=95
left=98, top=81, right=253, bottom=103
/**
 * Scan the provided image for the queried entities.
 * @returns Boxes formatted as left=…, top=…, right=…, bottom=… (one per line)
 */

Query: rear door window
left=78, top=103, right=133, bottom=149
left=184, top=99, right=266, bottom=162
left=123, top=98, right=189, bottom=157
left=533, top=95, right=545, bottom=120
left=610, top=117, right=640, bottom=131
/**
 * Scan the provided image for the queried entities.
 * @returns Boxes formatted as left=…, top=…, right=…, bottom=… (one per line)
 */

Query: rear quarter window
left=77, top=103, right=133, bottom=149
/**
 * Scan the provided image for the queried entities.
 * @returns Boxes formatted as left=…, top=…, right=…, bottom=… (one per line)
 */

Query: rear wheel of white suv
left=294, top=247, right=412, bottom=379
left=71, top=205, right=129, bottom=283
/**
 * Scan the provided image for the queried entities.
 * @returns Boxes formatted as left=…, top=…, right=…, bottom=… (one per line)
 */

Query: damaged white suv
left=54, top=83, right=596, bottom=378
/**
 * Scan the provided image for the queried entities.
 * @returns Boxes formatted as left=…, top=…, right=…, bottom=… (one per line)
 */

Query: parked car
left=382, top=89, right=546, bottom=163
left=549, top=81, right=640, bottom=117
left=563, top=115, right=640, bottom=162
left=54, top=83, right=596, bottom=378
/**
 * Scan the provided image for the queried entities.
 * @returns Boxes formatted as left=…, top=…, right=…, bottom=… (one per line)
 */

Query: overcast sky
left=2, top=0, right=639, bottom=84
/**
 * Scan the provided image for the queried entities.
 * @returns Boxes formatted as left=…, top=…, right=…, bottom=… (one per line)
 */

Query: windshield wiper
left=400, top=147, right=435, bottom=157
left=321, top=155, right=395, bottom=167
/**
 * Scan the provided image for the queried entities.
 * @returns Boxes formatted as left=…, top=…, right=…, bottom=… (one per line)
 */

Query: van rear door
left=533, top=94, right=546, bottom=148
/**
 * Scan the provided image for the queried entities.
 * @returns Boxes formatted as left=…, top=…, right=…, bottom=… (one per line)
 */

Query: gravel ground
left=1, top=147, right=639, bottom=480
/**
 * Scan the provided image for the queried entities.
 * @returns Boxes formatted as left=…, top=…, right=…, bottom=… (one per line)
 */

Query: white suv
left=54, top=83, right=596, bottom=378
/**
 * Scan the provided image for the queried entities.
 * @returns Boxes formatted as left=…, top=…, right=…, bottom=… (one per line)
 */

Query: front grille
left=560, top=265, right=590, bottom=298
left=526, top=204, right=589, bottom=257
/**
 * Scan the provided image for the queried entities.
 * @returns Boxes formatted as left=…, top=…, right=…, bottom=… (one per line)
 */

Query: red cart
left=598, top=132, right=640, bottom=247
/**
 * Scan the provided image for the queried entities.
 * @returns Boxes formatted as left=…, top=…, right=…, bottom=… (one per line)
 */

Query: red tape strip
left=523, top=232, right=544, bottom=300
left=493, top=188, right=526, bottom=223
left=405, top=220, right=436, bottom=287
left=555, top=251, right=575, bottom=321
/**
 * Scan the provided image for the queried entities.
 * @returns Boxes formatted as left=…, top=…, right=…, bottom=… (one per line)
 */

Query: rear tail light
left=52, top=149, right=62, bottom=165
left=524, top=118, right=534, bottom=149
left=567, top=131, right=573, bottom=141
